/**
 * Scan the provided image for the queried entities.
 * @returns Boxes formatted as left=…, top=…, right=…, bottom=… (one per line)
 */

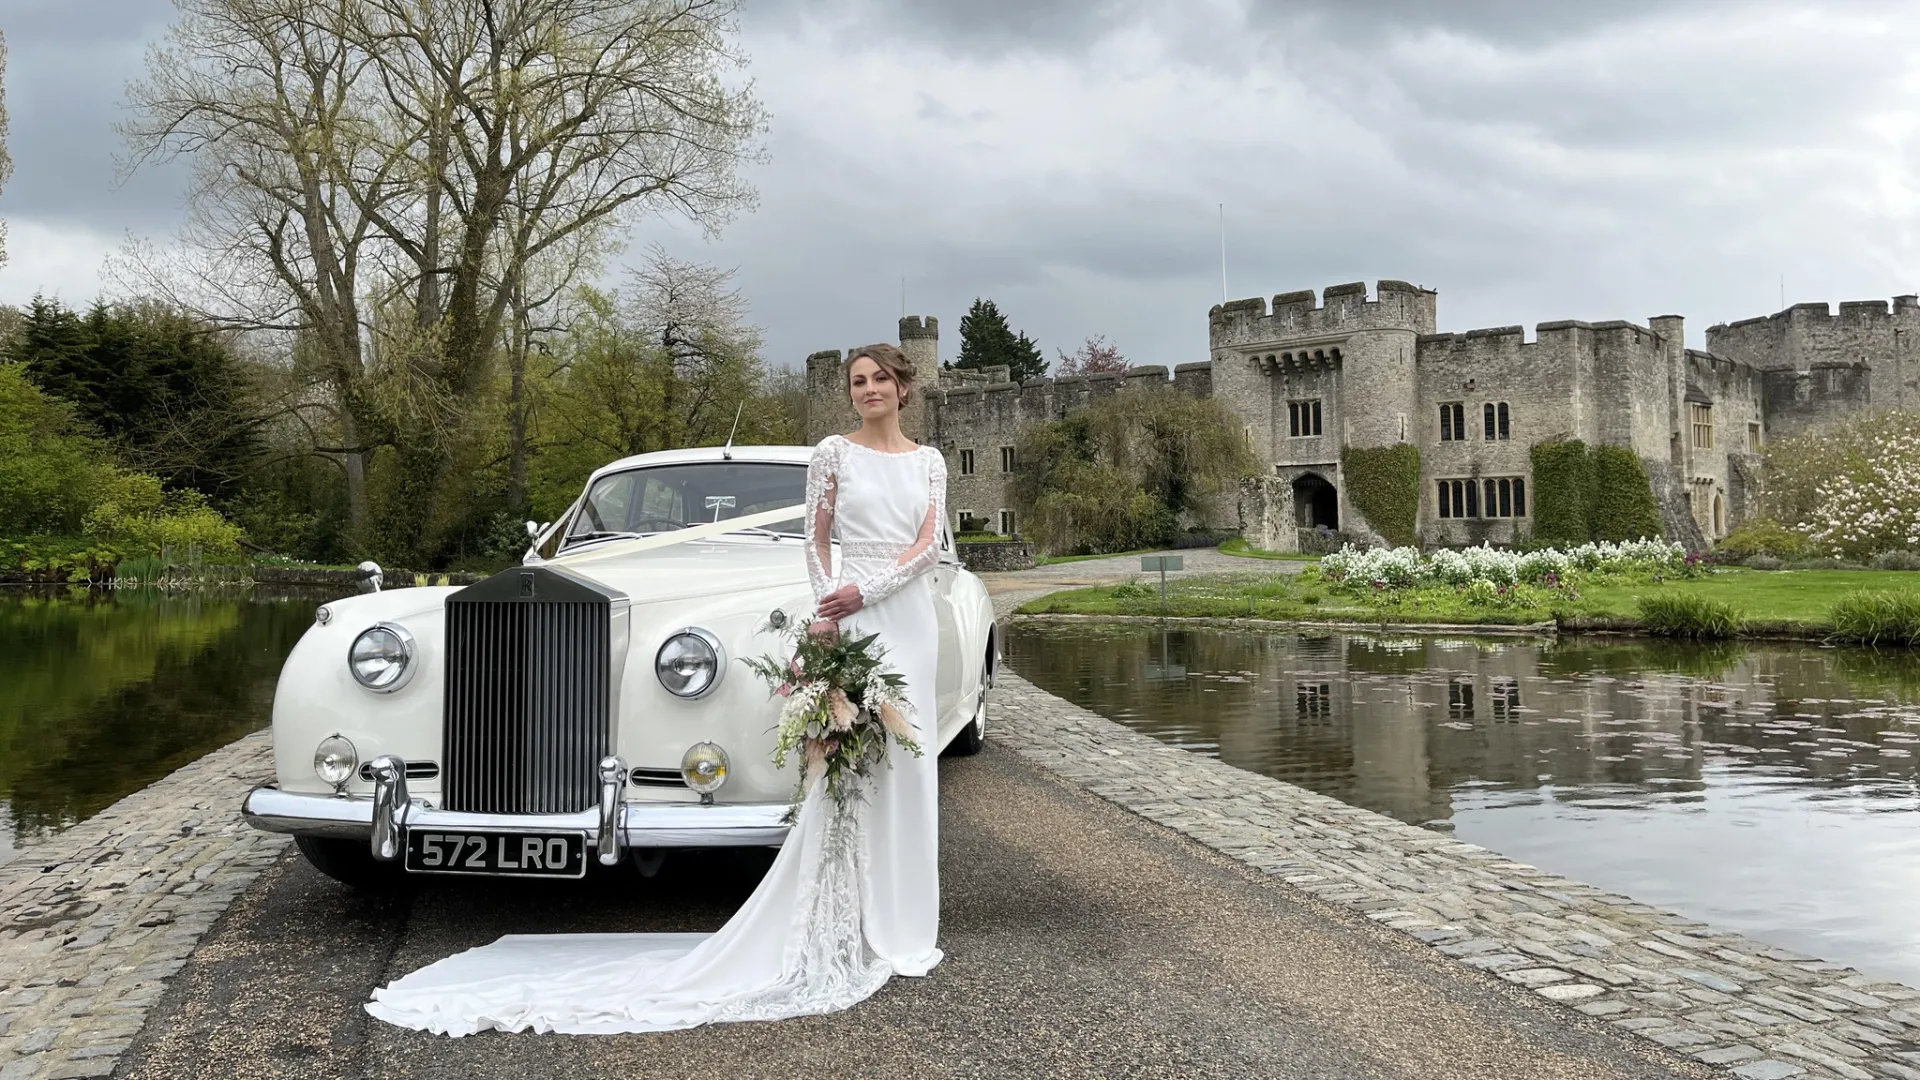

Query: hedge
left=1340, top=443, right=1420, bottom=547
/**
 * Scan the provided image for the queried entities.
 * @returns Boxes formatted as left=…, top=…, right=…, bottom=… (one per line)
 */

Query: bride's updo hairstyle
left=847, top=343, right=917, bottom=408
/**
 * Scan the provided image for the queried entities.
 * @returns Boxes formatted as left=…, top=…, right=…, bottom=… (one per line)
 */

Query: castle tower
left=1208, top=281, right=1436, bottom=546
left=897, top=316, right=938, bottom=442
left=803, top=315, right=941, bottom=445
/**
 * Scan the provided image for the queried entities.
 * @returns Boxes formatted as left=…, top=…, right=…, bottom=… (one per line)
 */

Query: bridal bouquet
left=744, top=616, right=922, bottom=823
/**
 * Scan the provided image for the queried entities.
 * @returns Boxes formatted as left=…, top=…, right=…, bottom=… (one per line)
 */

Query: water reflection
left=1007, top=623, right=1920, bottom=984
left=0, top=588, right=315, bottom=867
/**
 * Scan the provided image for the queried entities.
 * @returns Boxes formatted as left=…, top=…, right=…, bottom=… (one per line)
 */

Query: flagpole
left=1219, top=203, right=1227, bottom=303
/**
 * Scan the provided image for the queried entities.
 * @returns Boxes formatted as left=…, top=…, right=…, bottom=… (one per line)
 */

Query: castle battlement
left=1208, top=280, right=1438, bottom=348
left=1708, top=295, right=1920, bottom=335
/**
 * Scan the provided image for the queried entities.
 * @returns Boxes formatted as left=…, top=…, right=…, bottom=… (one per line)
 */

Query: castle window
left=1000, top=446, right=1016, bottom=472
left=1690, top=404, right=1713, bottom=449
left=1440, top=402, right=1465, bottom=441
left=1482, top=402, right=1510, bottom=440
left=998, top=509, right=1016, bottom=537
left=1747, top=422, right=1762, bottom=453
left=1478, top=477, right=1527, bottom=518
left=1439, top=477, right=1525, bottom=519
left=959, top=449, right=975, bottom=475
left=1288, top=399, right=1323, bottom=437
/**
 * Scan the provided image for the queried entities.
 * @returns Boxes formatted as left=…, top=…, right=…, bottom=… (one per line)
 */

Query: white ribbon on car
left=548, top=503, right=809, bottom=566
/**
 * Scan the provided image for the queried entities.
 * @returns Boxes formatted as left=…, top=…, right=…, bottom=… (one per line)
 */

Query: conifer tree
left=954, top=298, right=1046, bottom=382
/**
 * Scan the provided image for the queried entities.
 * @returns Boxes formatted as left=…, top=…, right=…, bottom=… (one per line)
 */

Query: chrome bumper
left=243, top=755, right=790, bottom=865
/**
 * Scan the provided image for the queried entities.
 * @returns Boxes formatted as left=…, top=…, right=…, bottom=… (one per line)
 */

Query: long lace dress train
left=362, top=435, right=946, bottom=1035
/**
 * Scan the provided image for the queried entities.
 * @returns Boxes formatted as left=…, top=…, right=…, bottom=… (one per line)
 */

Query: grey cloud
left=0, top=0, right=189, bottom=234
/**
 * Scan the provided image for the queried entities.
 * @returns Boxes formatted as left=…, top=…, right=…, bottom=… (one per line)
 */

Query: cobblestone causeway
left=0, top=733, right=287, bottom=1080
left=987, top=666, right=1920, bottom=1080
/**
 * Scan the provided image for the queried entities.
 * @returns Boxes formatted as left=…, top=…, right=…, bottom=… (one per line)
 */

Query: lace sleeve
left=804, top=438, right=843, bottom=601
left=852, top=448, right=948, bottom=608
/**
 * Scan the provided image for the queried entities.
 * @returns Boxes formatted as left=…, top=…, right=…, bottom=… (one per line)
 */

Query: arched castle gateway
left=804, top=282, right=1920, bottom=552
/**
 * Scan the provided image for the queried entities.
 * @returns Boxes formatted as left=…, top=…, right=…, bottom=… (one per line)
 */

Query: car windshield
left=561, top=462, right=808, bottom=549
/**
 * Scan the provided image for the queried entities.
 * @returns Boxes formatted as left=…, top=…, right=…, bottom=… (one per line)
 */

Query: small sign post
left=1139, top=554, right=1184, bottom=614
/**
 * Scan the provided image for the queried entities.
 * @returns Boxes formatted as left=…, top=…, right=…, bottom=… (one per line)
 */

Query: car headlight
left=314, top=735, right=357, bottom=788
left=681, top=742, right=729, bottom=796
left=348, top=622, right=416, bottom=692
left=656, top=628, right=725, bottom=699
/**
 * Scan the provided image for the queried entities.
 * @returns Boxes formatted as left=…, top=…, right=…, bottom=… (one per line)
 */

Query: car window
left=561, top=462, right=808, bottom=549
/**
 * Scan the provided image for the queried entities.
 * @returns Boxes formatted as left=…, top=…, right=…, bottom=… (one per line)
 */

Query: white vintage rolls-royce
left=241, top=444, right=999, bottom=889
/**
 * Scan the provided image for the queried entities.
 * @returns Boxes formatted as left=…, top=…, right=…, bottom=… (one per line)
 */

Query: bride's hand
left=808, top=619, right=839, bottom=642
left=817, top=584, right=864, bottom=622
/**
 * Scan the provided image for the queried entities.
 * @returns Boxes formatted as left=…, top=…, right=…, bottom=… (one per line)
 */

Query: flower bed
left=1320, top=539, right=1690, bottom=591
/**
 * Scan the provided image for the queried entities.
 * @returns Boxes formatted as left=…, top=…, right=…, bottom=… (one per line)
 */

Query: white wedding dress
left=363, top=434, right=947, bottom=1036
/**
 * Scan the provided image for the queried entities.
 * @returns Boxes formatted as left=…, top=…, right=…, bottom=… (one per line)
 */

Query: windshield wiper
left=563, top=530, right=642, bottom=545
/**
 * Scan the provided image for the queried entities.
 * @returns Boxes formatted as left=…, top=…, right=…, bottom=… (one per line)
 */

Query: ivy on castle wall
left=1528, top=440, right=1664, bottom=545
left=1590, top=445, right=1665, bottom=542
left=1340, top=444, right=1420, bottom=547
left=1528, top=440, right=1594, bottom=546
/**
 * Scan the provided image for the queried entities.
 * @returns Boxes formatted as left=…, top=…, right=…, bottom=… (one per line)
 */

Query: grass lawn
left=1033, top=547, right=1159, bottom=567
left=1217, top=537, right=1321, bottom=562
left=1016, top=567, right=1920, bottom=635
left=1575, top=569, right=1917, bottom=625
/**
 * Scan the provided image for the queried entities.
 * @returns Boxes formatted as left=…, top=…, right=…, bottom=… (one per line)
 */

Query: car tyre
left=945, top=653, right=991, bottom=758
left=295, top=835, right=409, bottom=892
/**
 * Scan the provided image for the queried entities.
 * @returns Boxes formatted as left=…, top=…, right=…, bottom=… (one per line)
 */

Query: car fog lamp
left=314, top=735, right=358, bottom=788
left=349, top=622, right=415, bottom=692
left=681, top=742, right=729, bottom=797
left=656, top=629, right=723, bottom=698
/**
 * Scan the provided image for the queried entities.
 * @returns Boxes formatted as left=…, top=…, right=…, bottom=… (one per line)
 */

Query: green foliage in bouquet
left=743, top=616, right=921, bottom=823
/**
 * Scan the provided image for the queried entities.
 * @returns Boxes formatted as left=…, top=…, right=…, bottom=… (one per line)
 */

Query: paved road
left=976, top=546, right=1301, bottom=607
left=117, top=744, right=1710, bottom=1080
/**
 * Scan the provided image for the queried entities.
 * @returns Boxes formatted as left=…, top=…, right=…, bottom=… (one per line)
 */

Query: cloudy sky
left=1, top=0, right=1916, bottom=369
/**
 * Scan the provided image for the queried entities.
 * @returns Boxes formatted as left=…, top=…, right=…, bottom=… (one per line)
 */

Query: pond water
left=1006, top=623, right=1920, bottom=987
left=0, top=588, right=318, bottom=869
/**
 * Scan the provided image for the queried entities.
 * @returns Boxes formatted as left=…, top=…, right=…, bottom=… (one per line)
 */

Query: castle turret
left=899, top=315, right=938, bottom=375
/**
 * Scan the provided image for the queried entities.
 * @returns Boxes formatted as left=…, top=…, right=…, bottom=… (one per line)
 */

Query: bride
left=364, top=343, right=948, bottom=1036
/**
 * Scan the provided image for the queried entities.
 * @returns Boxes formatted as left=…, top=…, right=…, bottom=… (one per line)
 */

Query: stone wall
left=954, top=540, right=1037, bottom=572
left=1708, top=296, right=1920, bottom=427
left=1236, top=476, right=1297, bottom=553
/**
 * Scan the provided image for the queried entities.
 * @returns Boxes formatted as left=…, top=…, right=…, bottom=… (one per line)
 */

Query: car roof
left=587, top=444, right=814, bottom=484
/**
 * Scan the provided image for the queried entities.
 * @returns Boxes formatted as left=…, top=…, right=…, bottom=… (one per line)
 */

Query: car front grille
left=441, top=566, right=620, bottom=814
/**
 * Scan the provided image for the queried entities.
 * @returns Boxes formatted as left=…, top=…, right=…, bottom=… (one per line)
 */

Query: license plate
left=403, top=829, right=588, bottom=878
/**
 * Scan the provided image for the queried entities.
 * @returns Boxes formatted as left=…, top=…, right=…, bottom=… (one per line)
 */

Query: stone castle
left=805, top=281, right=1920, bottom=551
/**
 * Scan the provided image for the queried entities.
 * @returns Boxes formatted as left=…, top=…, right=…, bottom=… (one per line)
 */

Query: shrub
left=1590, top=445, right=1665, bottom=542
left=1717, top=519, right=1813, bottom=561
left=1767, top=410, right=1920, bottom=559
left=1110, top=583, right=1152, bottom=600
left=1827, top=590, right=1920, bottom=646
left=1747, top=554, right=1785, bottom=571
left=1636, top=593, right=1743, bottom=639
left=1870, top=550, right=1920, bottom=572
left=1340, top=443, right=1420, bottom=547
left=83, top=472, right=246, bottom=562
